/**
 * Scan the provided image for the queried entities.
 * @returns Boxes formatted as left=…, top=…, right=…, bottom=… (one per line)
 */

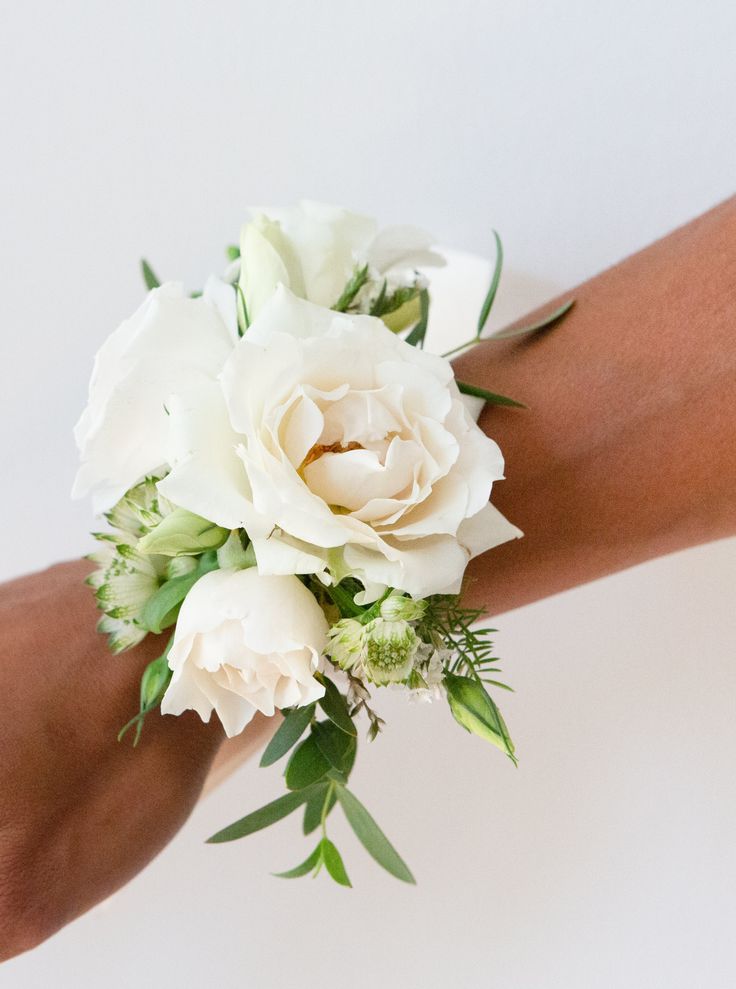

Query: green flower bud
left=379, top=593, right=427, bottom=623
left=362, top=618, right=419, bottom=685
left=327, top=618, right=364, bottom=671
left=444, top=671, right=516, bottom=763
left=166, top=556, right=198, bottom=580
left=381, top=293, right=421, bottom=334
left=137, top=508, right=229, bottom=557
left=216, top=531, right=256, bottom=570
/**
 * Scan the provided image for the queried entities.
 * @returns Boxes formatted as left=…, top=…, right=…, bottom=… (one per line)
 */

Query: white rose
left=159, top=286, right=522, bottom=601
left=239, top=199, right=444, bottom=320
left=160, top=568, right=328, bottom=737
left=72, top=278, right=236, bottom=513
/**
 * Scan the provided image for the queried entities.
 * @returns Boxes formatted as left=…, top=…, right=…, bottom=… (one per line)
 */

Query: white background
left=2, top=1, right=735, bottom=986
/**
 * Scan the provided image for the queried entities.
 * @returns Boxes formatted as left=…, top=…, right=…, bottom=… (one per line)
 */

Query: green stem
left=320, top=781, right=336, bottom=839
left=356, top=587, right=394, bottom=625
left=324, top=581, right=363, bottom=618
left=442, top=336, right=479, bottom=360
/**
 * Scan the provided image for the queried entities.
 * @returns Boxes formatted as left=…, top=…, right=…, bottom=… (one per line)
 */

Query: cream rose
left=239, top=199, right=444, bottom=320
left=160, top=568, right=328, bottom=737
left=72, top=278, right=236, bottom=513
left=159, top=287, right=521, bottom=601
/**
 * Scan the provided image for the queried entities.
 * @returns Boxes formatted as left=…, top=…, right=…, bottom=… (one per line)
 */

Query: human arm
left=456, top=196, right=736, bottom=612
left=1, top=198, right=733, bottom=960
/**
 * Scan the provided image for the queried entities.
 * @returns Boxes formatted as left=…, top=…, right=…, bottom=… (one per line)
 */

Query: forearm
left=456, top=197, right=736, bottom=614
left=0, top=561, right=225, bottom=957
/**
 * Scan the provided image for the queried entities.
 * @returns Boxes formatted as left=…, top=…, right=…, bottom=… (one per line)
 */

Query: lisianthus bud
left=363, top=619, right=419, bottom=685
left=379, top=593, right=427, bottom=623
left=327, top=618, right=364, bottom=671
left=444, top=671, right=516, bottom=762
left=137, top=508, right=229, bottom=557
left=166, top=556, right=198, bottom=580
left=216, top=531, right=256, bottom=570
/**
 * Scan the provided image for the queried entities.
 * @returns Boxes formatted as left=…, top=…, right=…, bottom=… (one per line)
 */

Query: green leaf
left=226, top=244, right=240, bottom=262
left=321, top=838, right=352, bottom=887
left=285, top=734, right=331, bottom=790
left=368, top=278, right=387, bottom=316
left=444, top=671, right=516, bottom=763
left=490, top=298, right=575, bottom=340
left=303, top=784, right=336, bottom=835
left=273, top=843, right=322, bottom=879
left=325, top=580, right=363, bottom=618
left=404, top=288, right=430, bottom=348
left=140, top=552, right=219, bottom=634
left=336, top=787, right=416, bottom=884
left=333, top=264, right=370, bottom=312
left=456, top=380, right=526, bottom=408
left=317, top=676, right=357, bottom=736
left=476, top=230, right=503, bottom=337
left=312, top=721, right=356, bottom=777
left=141, top=258, right=160, bottom=290
left=206, top=787, right=317, bottom=843
left=260, top=704, right=315, bottom=768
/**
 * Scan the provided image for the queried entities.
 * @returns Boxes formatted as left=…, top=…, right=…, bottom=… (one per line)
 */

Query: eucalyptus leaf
left=260, top=704, right=315, bottom=768
left=206, top=787, right=318, bottom=843
left=285, top=734, right=331, bottom=790
left=336, top=788, right=415, bottom=884
left=476, top=230, right=503, bottom=337
left=273, top=843, right=322, bottom=879
left=456, top=380, right=526, bottom=408
left=317, top=677, right=357, bottom=736
left=140, top=258, right=160, bottom=290
left=321, top=839, right=352, bottom=887
left=312, top=720, right=356, bottom=776
left=303, top=785, right=336, bottom=835
left=302, top=783, right=330, bottom=834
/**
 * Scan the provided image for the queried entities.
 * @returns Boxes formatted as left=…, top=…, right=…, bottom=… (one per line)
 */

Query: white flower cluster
left=74, top=202, right=521, bottom=738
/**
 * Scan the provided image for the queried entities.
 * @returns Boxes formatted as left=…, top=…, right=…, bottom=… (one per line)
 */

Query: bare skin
left=1, top=198, right=734, bottom=961
left=456, top=196, right=736, bottom=612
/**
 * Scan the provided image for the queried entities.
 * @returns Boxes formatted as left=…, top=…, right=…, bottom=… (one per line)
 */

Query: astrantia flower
left=238, top=200, right=444, bottom=326
left=160, top=568, right=329, bottom=737
left=362, top=618, right=420, bottom=685
left=86, top=477, right=172, bottom=652
left=159, top=287, right=522, bottom=601
left=88, top=534, right=164, bottom=652
left=327, top=618, right=364, bottom=671
left=72, top=279, right=236, bottom=513
left=326, top=614, right=422, bottom=686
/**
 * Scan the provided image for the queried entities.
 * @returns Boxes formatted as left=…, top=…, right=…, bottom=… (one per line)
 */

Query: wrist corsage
left=74, top=201, right=572, bottom=885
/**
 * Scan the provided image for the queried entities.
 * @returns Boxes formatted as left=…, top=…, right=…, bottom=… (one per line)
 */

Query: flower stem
left=321, top=781, right=336, bottom=839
